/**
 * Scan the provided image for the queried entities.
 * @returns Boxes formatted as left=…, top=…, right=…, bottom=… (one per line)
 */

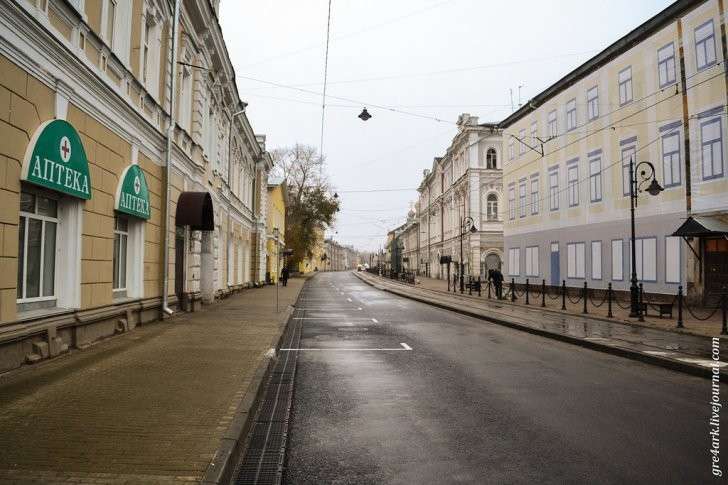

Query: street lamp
left=273, top=227, right=280, bottom=313
left=459, top=216, right=477, bottom=293
left=628, top=158, right=663, bottom=320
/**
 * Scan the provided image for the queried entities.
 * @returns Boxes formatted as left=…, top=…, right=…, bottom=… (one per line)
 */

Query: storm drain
left=232, top=312, right=301, bottom=485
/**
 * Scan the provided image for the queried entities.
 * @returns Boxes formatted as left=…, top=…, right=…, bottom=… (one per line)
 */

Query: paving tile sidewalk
left=0, top=278, right=306, bottom=484
left=357, top=272, right=727, bottom=379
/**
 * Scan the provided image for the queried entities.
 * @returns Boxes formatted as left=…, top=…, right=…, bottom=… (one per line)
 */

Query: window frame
left=618, top=66, right=633, bottom=106
left=508, top=137, right=515, bottom=161
left=113, top=215, right=129, bottom=293
left=566, top=98, right=577, bottom=131
left=621, top=142, right=636, bottom=196
left=587, top=86, right=599, bottom=121
left=17, top=191, right=59, bottom=304
left=525, top=246, right=539, bottom=277
left=518, top=180, right=527, bottom=218
left=589, top=154, right=602, bottom=202
left=611, top=239, right=624, bottom=281
left=486, top=148, right=497, bottom=169
left=508, top=247, right=520, bottom=276
left=591, top=240, right=602, bottom=280
left=547, top=110, right=557, bottom=139
left=508, top=184, right=516, bottom=220
left=661, top=128, right=681, bottom=187
left=530, top=175, right=539, bottom=215
left=567, top=161, right=579, bottom=207
left=486, top=193, right=498, bottom=221
left=567, top=242, right=586, bottom=279
left=519, top=129, right=526, bottom=155
left=657, top=42, right=677, bottom=88
left=695, top=20, right=717, bottom=72
left=701, top=116, right=724, bottom=180
left=548, top=168, right=559, bottom=211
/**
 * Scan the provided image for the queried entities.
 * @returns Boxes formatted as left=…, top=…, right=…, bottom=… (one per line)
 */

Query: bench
left=640, top=301, right=673, bottom=318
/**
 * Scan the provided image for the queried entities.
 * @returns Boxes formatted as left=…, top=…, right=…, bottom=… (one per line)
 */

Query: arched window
left=486, top=148, right=497, bottom=169
left=486, top=194, right=498, bottom=221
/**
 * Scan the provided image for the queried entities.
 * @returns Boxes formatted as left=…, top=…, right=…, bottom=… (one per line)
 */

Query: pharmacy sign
left=21, top=119, right=91, bottom=199
left=115, top=164, right=150, bottom=220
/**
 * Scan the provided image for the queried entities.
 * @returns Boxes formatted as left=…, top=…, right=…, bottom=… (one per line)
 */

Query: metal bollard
left=561, top=280, right=566, bottom=310
left=511, top=278, right=516, bottom=302
left=607, top=283, right=613, bottom=318
left=469, top=276, right=472, bottom=296
left=541, top=279, right=546, bottom=307
left=582, top=281, right=588, bottom=314
left=525, top=279, right=530, bottom=305
left=638, top=283, right=645, bottom=322
left=676, top=285, right=683, bottom=329
left=477, top=276, right=481, bottom=297
left=487, top=280, right=491, bottom=299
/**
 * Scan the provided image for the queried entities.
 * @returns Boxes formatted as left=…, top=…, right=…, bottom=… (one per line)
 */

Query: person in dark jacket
left=490, top=268, right=504, bottom=299
left=280, top=267, right=289, bottom=287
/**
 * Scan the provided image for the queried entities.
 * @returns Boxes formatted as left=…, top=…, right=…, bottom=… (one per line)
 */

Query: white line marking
left=347, top=298, right=352, bottom=302
left=293, top=317, right=373, bottom=320
left=280, top=348, right=411, bottom=351
left=400, top=342, right=412, bottom=350
left=371, top=318, right=378, bottom=323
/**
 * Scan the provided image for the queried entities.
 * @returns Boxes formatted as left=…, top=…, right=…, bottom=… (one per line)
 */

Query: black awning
left=175, top=192, right=214, bottom=231
left=672, top=216, right=728, bottom=237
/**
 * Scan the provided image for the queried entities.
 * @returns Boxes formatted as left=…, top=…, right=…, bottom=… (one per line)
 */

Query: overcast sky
left=220, top=0, right=673, bottom=252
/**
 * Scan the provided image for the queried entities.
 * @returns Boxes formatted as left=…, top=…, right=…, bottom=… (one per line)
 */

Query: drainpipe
left=226, top=107, right=246, bottom=288
left=161, top=0, right=181, bottom=317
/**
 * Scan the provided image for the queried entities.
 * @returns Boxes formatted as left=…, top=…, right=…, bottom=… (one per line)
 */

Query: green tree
left=272, top=144, right=339, bottom=269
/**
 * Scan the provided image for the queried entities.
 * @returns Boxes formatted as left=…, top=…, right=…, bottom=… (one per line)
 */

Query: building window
left=695, top=20, right=717, bottom=71
left=701, top=117, right=724, bottom=180
left=547, top=110, right=557, bottom=138
left=17, top=191, right=57, bottom=305
left=508, top=185, right=516, bottom=220
left=508, top=137, right=515, bottom=160
left=591, top=241, right=602, bottom=280
left=531, top=121, right=538, bottom=144
left=518, top=181, right=526, bottom=218
left=658, top=42, right=676, bottom=87
left=665, top=236, right=681, bottom=283
left=508, top=247, right=520, bottom=276
left=632, top=237, right=657, bottom=282
left=113, top=216, right=129, bottom=293
left=662, top=130, right=681, bottom=187
left=587, top=86, right=599, bottom=121
left=618, top=67, right=632, bottom=105
left=549, top=169, right=559, bottom=211
left=525, top=246, right=539, bottom=277
left=142, top=20, right=150, bottom=84
left=530, top=176, right=539, bottom=215
left=621, top=144, right=636, bottom=196
left=567, top=162, right=579, bottom=207
left=567, top=242, right=585, bottom=279
left=611, top=239, right=623, bottom=281
left=589, top=156, right=602, bottom=202
left=486, top=194, right=498, bottom=221
left=519, top=129, right=526, bottom=154
left=566, top=98, right=576, bottom=131
left=486, top=148, right=497, bottom=169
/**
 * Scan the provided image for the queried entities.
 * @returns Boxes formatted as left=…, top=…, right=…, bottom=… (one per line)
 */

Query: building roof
left=499, top=0, right=701, bottom=128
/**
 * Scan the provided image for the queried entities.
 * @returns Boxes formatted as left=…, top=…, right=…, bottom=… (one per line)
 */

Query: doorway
left=174, top=226, right=185, bottom=300
left=705, top=238, right=728, bottom=306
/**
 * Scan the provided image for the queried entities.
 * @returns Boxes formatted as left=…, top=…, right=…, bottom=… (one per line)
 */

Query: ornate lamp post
left=459, top=216, right=477, bottom=293
left=628, top=157, right=663, bottom=320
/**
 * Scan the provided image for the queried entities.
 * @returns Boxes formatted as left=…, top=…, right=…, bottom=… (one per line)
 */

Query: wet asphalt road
left=283, top=272, right=725, bottom=484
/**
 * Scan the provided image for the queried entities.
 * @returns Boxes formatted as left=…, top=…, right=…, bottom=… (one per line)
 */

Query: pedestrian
left=280, top=267, right=289, bottom=287
left=491, top=268, right=504, bottom=299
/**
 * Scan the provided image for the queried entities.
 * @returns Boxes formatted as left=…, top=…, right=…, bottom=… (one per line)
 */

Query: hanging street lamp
left=358, top=108, right=372, bottom=121
left=459, top=216, right=477, bottom=293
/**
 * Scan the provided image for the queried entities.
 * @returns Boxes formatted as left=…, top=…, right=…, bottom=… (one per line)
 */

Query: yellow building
left=298, top=228, right=325, bottom=274
left=0, top=0, right=273, bottom=371
left=266, top=177, right=287, bottom=283
left=500, top=0, right=727, bottom=302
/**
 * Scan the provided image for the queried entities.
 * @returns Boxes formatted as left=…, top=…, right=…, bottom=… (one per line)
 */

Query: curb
left=201, top=298, right=299, bottom=484
left=354, top=272, right=728, bottom=383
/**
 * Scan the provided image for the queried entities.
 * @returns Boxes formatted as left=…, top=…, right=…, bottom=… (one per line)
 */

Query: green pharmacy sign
left=115, top=164, right=150, bottom=220
left=21, top=119, right=91, bottom=199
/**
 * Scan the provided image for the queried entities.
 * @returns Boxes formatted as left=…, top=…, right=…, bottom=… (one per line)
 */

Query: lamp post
left=273, top=227, right=280, bottom=313
left=459, top=216, right=477, bottom=293
left=628, top=157, right=663, bottom=320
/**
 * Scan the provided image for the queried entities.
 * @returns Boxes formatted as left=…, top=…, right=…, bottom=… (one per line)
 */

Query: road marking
left=280, top=347, right=412, bottom=351
left=347, top=298, right=352, bottom=302
left=371, top=318, right=378, bottom=323
left=293, top=317, right=373, bottom=320
left=400, top=342, right=412, bottom=350
left=675, top=357, right=728, bottom=368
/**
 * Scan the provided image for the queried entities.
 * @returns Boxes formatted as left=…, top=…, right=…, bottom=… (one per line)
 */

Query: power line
left=319, top=0, right=333, bottom=175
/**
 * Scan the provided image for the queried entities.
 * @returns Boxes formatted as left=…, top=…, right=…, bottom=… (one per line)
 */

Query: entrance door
left=705, top=238, right=728, bottom=306
left=174, top=226, right=185, bottom=299
left=550, top=243, right=560, bottom=286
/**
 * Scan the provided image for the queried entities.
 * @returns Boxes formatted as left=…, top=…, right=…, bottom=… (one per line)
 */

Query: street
left=284, top=272, right=723, bottom=484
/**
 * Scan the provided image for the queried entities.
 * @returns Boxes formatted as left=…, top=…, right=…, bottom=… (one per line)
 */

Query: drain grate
left=231, top=294, right=303, bottom=485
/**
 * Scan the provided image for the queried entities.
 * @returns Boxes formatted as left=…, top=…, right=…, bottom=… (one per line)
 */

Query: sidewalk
left=0, top=278, right=306, bottom=484
left=415, top=274, right=725, bottom=338
left=356, top=272, right=727, bottom=380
